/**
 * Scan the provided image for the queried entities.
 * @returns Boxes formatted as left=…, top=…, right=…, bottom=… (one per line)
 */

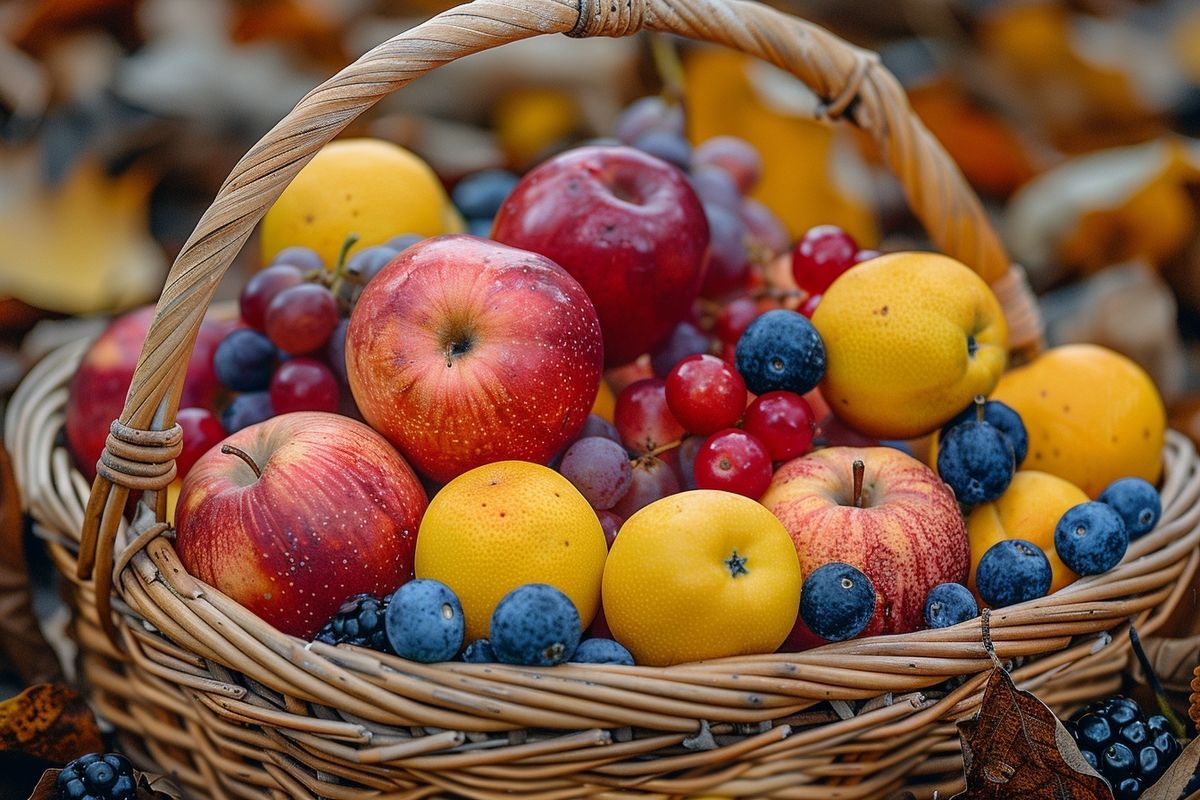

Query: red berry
left=597, top=510, right=623, bottom=548
left=693, top=429, right=772, bottom=499
left=665, top=354, right=747, bottom=435
left=176, top=407, right=225, bottom=478
left=799, top=293, right=821, bottom=318
left=743, top=391, right=815, bottom=461
left=791, top=225, right=858, bottom=294
left=614, top=378, right=685, bottom=455
left=269, top=358, right=340, bottom=414
left=713, top=296, right=760, bottom=348
left=264, top=283, right=339, bottom=354
left=854, top=249, right=881, bottom=264
left=240, top=264, right=303, bottom=331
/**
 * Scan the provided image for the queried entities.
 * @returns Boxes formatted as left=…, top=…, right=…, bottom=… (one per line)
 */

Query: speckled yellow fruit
left=260, top=138, right=456, bottom=266
left=591, top=380, right=616, bottom=422
left=602, top=490, right=802, bottom=667
left=414, top=461, right=607, bottom=642
left=165, top=479, right=182, bottom=524
left=966, top=471, right=1088, bottom=595
left=812, top=252, right=1008, bottom=440
left=990, top=344, right=1165, bottom=497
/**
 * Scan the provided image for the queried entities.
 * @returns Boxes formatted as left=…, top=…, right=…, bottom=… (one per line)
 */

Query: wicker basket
left=7, top=0, right=1200, bottom=797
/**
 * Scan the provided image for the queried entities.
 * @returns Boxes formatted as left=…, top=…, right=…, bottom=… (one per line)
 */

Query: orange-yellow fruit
left=966, top=470, right=1088, bottom=595
left=812, top=252, right=1008, bottom=440
left=260, top=138, right=457, bottom=266
left=591, top=379, right=616, bottom=422
left=990, top=344, right=1165, bottom=497
left=601, top=490, right=802, bottom=666
left=414, top=461, right=607, bottom=641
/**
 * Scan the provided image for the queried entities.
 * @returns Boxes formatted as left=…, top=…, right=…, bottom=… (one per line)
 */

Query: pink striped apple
left=761, top=446, right=968, bottom=637
left=175, top=412, right=427, bottom=638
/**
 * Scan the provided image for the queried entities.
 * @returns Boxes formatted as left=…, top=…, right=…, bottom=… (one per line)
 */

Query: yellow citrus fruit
left=260, top=138, right=456, bottom=266
left=591, top=380, right=616, bottom=422
left=602, top=490, right=802, bottom=667
left=966, top=470, right=1088, bottom=595
left=414, top=461, right=607, bottom=642
left=812, top=252, right=1008, bottom=440
left=990, top=344, right=1165, bottom=497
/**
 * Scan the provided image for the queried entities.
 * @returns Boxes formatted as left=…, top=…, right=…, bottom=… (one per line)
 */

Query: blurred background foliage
left=3, top=0, right=1200, bottom=429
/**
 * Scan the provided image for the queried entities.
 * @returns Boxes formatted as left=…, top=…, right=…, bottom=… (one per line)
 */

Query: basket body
left=8, top=0, right=1200, bottom=797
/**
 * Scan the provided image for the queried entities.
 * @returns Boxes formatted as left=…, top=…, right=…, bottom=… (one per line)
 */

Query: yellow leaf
left=0, top=150, right=164, bottom=315
left=0, top=684, right=103, bottom=764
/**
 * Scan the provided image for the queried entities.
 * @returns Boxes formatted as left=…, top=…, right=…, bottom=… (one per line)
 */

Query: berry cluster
left=1065, top=696, right=1182, bottom=798
left=56, top=753, right=136, bottom=800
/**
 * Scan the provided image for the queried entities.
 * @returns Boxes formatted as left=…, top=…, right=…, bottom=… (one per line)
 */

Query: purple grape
left=220, top=392, right=273, bottom=434
left=616, top=96, right=685, bottom=144
left=597, top=510, right=623, bottom=548
left=346, top=245, right=399, bottom=286
left=327, top=318, right=349, bottom=384
left=690, top=165, right=741, bottom=213
left=386, top=234, right=424, bottom=252
left=650, top=321, right=712, bottom=378
left=270, top=246, right=324, bottom=272
left=675, top=435, right=704, bottom=491
left=559, top=436, right=633, bottom=511
left=741, top=198, right=791, bottom=261
left=579, top=413, right=621, bottom=443
left=612, top=455, right=679, bottom=518
left=701, top=204, right=750, bottom=299
left=632, top=130, right=692, bottom=172
left=695, top=136, right=763, bottom=193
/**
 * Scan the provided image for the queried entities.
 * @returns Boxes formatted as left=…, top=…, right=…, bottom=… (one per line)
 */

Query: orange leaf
left=954, top=667, right=1112, bottom=799
left=0, top=684, right=103, bottom=764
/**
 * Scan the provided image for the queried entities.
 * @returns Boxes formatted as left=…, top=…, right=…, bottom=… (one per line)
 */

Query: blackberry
left=314, top=593, right=392, bottom=654
left=1065, top=695, right=1184, bottom=798
left=56, top=753, right=136, bottom=800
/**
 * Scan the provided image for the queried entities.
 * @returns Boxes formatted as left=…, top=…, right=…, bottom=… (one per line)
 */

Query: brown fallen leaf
left=1142, top=734, right=1200, bottom=800
left=0, top=684, right=103, bottom=764
left=25, top=767, right=179, bottom=800
left=953, top=667, right=1112, bottom=799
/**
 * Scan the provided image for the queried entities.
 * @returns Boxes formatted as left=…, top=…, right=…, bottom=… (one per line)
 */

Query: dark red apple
left=346, top=235, right=603, bottom=483
left=174, top=412, right=427, bottom=638
left=492, top=146, right=709, bottom=367
left=66, top=305, right=236, bottom=480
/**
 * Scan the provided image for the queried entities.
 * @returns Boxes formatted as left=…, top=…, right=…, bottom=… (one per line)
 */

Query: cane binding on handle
left=78, top=0, right=1024, bottom=641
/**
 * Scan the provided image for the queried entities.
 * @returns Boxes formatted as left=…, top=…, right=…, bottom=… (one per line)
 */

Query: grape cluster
left=198, top=235, right=423, bottom=450
left=1064, top=696, right=1182, bottom=798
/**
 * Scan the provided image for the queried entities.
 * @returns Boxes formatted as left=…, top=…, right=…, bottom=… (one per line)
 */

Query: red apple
left=761, top=446, right=968, bottom=636
left=492, top=146, right=709, bottom=367
left=346, top=235, right=603, bottom=483
left=174, top=412, right=427, bottom=638
left=66, top=305, right=235, bottom=480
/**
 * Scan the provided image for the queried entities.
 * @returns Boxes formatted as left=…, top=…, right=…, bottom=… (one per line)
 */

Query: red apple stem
left=221, top=444, right=262, bottom=479
left=852, top=459, right=865, bottom=508
left=974, top=394, right=986, bottom=422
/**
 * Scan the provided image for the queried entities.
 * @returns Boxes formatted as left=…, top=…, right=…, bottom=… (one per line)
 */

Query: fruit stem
left=638, top=438, right=684, bottom=462
left=221, top=444, right=262, bottom=479
left=328, top=232, right=360, bottom=297
left=1128, top=627, right=1188, bottom=738
left=852, top=459, right=865, bottom=508
left=649, top=33, right=687, bottom=108
left=974, top=394, right=986, bottom=422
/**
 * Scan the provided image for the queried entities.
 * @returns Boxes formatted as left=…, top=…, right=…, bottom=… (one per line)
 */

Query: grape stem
left=221, top=444, right=263, bottom=479
left=328, top=231, right=360, bottom=298
left=852, top=459, right=865, bottom=507
left=634, top=438, right=684, bottom=464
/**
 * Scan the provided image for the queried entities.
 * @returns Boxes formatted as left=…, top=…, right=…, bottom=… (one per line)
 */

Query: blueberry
left=1145, top=714, right=1171, bottom=733
left=386, top=233, right=424, bottom=252
left=975, top=539, right=1052, bottom=607
left=1099, top=477, right=1161, bottom=540
left=213, top=329, right=279, bottom=392
left=923, top=582, right=978, bottom=628
left=452, top=169, right=520, bottom=219
left=1152, top=730, right=1180, bottom=760
left=799, top=562, right=876, bottom=642
left=384, top=580, right=465, bottom=663
left=490, top=583, right=581, bottom=666
left=1081, top=749, right=1099, bottom=770
left=83, top=760, right=117, bottom=789
left=1076, top=713, right=1117, bottom=752
left=57, top=752, right=135, bottom=800
left=466, top=218, right=494, bottom=238
left=219, top=391, right=273, bottom=433
left=1103, top=742, right=1136, bottom=782
left=461, top=638, right=496, bottom=663
left=1137, top=745, right=1165, bottom=782
left=631, top=130, right=693, bottom=171
left=1054, top=501, right=1129, bottom=575
left=571, top=638, right=635, bottom=666
left=1120, top=720, right=1150, bottom=749
left=942, top=399, right=1028, bottom=467
left=734, top=310, right=826, bottom=396
left=1113, top=776, right=1141, bottom=800
left=936, top=420, right=1015, bottom=506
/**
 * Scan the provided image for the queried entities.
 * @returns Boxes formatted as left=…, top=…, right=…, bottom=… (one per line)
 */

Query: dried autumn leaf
left=953, top=667, right=1112, bottom=799
left=1142, top=734, right=1200, bottom=800
left=25, top=767, right=179, bottom=800
left=0, top=684, right=103, bottom=764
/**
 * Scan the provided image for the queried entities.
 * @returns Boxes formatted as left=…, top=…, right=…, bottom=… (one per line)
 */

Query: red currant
left=791, top=225, right=858, bottom=294
left=743, top=391, right=816, bottom=461
left=799, top=293, right=821, bottom=318
left=176, top=407, right=226, bottom=478
left=693, top=429, right=772, bottom=499
left=713, top=296, right=760, bottom=348
left=614, top=378, right=685, bottom=455
left=269, top=358, right=340, bottom=414
left=665, top=354, right=747, bottom=435
left=264, top=283, right=339, bottom=354
left=240, top=264, right=303, bottom=331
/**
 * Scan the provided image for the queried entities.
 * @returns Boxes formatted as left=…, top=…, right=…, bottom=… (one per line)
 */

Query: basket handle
left=78, top=0, right=1025, bottom=624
